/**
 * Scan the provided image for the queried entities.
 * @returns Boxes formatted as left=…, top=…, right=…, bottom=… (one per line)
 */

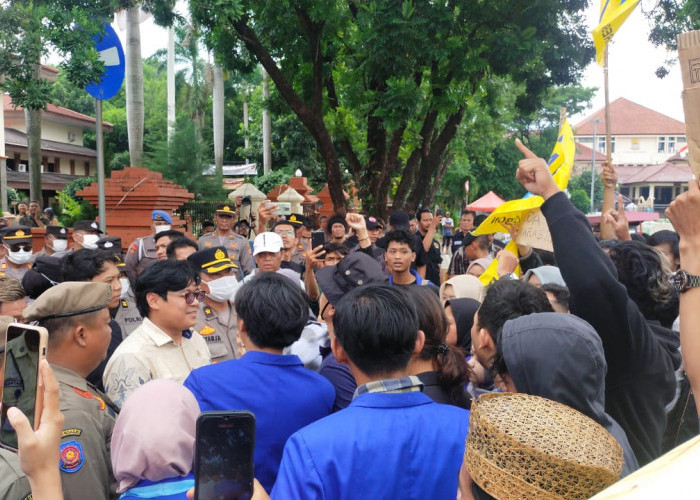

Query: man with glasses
left=198, top=203, right=253, bottom=277
left=273, top=220, right=304, bottom=277
left=103, top=260, right=211, bottom=407
left=0, top=226, right=34, bottom=281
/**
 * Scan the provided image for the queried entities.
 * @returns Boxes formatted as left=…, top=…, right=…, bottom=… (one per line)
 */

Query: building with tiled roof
left=574, top=97, right=686, bottom=165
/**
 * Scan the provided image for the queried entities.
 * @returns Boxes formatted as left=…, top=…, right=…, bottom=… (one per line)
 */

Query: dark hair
left=323, top=242, right=350, bottom=257
left=62, top=249, right=117, bottom=281
left=202, top=220, right=215, bottom=229
left=154, top=229, right=184, bottom=244
left=608, top=240, right=678, bottom=327
left=166, top=238, right=198, bottom=259
left=384, top=229, right=415, bottom=250
left=647, top=230, right=679, bottom=261
left=234, top=220, right=250, bottom=229
left=326, top=215, right=347, bottom=231
left=416, top=208, right=432, bottom=221
left=334, top=284, right=418, bottom=377
left=408, top=213, right=416, bottom=221
left=477, top=279, right=553, bottom=347
left=474, top=234, right=490, bottom=252
left=233, top=273, right=308, bottom=349
left=541, top=283, right=570, bottom=312
left=474, top=214, right=488, bottom=227
left=135, top=260, right=200, bottom=317
left=273, top=220, right=295, bottom=231
left=598, top=239, right=619, bottom=252
left=403, top=287, right=471, bottom=407
left=630, top=232, right=649, bottom=243
left=461, top=210, right=476, bottom=219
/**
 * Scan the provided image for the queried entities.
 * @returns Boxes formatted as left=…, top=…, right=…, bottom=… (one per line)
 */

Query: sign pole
left=0, top=97, right=7, bottom=214
left=96, top=98, right=106, bottom=233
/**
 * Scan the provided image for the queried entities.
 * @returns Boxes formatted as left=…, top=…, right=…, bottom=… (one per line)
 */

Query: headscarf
left=466, top=258, right=493, bottom=277
left=522, top=265, right=566, bottom=287
left=111, top=380, right=200, bottom=493
left=440, top=274, right=485, bottom=304
left=445, top=298, right=480, bottom=352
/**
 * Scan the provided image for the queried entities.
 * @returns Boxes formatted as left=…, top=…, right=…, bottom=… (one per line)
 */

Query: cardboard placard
left=514, top=208, right=553, bottom=252
left=678, top=30, right=700, bottom=177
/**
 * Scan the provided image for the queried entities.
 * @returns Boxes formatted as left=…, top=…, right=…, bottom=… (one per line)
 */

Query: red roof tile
left=574, top=98, right=686, bottom=136
left=3, top=94, right=113, bottom=130
left=574, top=142, right=605, bottom=162
left=617, top=162, right=694, bottom=184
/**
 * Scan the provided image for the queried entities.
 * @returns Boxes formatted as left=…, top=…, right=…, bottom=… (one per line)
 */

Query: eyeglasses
left=170, top=290, right=206, bottom=305
left=275, top=230, right=295, bottom=236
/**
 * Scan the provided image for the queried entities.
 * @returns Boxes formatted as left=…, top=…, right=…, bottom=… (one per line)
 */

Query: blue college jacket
left=272, top=391, right=469, bottom=499
left=184, top=351, right=335, bottom=493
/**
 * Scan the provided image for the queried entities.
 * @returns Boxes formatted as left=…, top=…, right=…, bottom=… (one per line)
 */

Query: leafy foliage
left=56, top=176, right=98, bottom=226
left=570, top=189, right=590, bottom=214
left=253, top=170, right=291, bottom=196
left=569, top=170, right=604, bottom=212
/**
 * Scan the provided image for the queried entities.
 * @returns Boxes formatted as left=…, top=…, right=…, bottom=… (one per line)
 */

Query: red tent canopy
left=465, top=191, right=505, bottom=212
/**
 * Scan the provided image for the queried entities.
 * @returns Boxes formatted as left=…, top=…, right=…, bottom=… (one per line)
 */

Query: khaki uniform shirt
left=103, top=318, right=211, bottom=407
left=113, top=289, right=142, bottom=339
left=53, top=364, right=118, bottom=500
left=194, top=301, right=241, bottom=362
left=198, top=230, right=254, bottom=276
left=0, top=335, right=38, bottom=450
left=124, top=235, right=158, bottom=287
left=0, top=259, right=30, bottom=281
left=291, top=238, right=310, bottom=267
left=0, top=449, right=31, bottom=500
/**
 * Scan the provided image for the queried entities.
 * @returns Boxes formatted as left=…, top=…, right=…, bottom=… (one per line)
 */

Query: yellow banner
left=479, top=240, right=521, bottom=285
left=592, top=0, right=640, bottom=66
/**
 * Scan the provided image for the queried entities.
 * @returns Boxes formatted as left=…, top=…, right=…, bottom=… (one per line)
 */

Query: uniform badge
left=215, top=249, right=225, bottom=260
left=73, top=387, right=106, bottom=410
left=59, top=440, right=84, bottom=473
left=1, top=262, right=6, bottom=271
left=199, top=325, right=216, bottom=336
left=121, top=299, right=128, bottom=308
left=61, top=428, right=83, bottom=438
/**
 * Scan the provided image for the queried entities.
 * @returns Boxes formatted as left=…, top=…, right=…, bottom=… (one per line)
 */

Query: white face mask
left=5, top=246, right=32, bottom=265
left=206, top=275, right=240, bottom=302
left=81, top=234, right=100, bottom=249
left=155, top=225, right=171, bottom=234
left=119, top=278, right=130, bottom=299
left=50, top=239, right=68, bottom=253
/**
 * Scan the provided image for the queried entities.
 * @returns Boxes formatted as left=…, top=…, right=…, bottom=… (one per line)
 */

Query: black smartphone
left=311, top=230, right=325, bottom=253
left=0, top=323, right=48, bottom=451
left=195, top=411, right=256, bottom=500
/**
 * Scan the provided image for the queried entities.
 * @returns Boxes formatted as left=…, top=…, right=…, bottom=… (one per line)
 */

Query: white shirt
left=103, top=317, right=211, bottom=407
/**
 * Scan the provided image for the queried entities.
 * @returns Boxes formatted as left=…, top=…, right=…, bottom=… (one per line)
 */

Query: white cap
left=253, top=232, right=283, bottom=256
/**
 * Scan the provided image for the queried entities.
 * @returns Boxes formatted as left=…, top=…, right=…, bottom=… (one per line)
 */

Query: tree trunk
left=125, top=7, right=144, bottom=166
left=262, top=67, right=272, bottom=175
left=25, top=107, right=42, bottom=201
left=213, top=64, right=224, bottom=178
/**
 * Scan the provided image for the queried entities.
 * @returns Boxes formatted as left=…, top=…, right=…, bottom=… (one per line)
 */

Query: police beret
left=45, top=225, right=69, bottom=238
left=23, top=282, right=111, bottom=322
left=188, top=246, right=237, bottom=274
left=315, top=252, right=387, bottom=306
left=1, top=226, right=32, bottom=243
left=73, top=220, right=103, bottom=234
left=152, top=210, right=172, bottom=224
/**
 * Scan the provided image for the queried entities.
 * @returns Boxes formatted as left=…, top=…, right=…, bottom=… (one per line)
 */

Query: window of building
left=630, top=138, right=640, bottom=150
left=668, top=137, right=676, bottom=154
left=658, top=137, right=666, bottom=153
left=597, top=137, right=615, bottom=153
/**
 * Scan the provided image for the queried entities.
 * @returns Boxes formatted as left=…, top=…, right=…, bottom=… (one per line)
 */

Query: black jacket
left=541, top=192, right=677, bottom=465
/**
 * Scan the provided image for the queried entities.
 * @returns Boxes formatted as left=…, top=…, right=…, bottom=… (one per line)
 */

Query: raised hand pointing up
left=514, top=139, right=561, bottom=201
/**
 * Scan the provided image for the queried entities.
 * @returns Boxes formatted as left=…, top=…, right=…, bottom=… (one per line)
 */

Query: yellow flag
left=479, top=240, right=521, bottom=285
left=548, top=118, right=575, bottom=191
left=592, top=0, right=640, bottom=66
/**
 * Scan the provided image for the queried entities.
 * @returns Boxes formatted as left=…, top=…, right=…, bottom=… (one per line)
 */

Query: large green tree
left=0, top=0, right=116, bottom=200
left=192, top=0, right=594, bottom=217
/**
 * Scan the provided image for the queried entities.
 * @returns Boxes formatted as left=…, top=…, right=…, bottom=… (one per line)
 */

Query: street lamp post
left=590, top=118, right=601, bottom=213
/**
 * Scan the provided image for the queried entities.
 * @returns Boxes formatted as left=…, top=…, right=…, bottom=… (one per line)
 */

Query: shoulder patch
left=72, top=387, right=106, bottom=410
left=59, top=440, right=84, bottom=473
left=61, top=428, right=82, bottom=438
left=199, top=325, right=216, bottom=336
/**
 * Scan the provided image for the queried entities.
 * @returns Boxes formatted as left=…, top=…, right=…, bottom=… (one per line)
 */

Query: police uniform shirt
left=198, top=230, right=253, bottom=277
left=0, top=449, right=31, bottom=500
left=291, top=238, right=310, bottom=267
left=53, top=364, right=118, bottom=500
left=124, top=235, right=158, bottom=287
left=113, top=288, right=142, bottom=339
left=194, top=302, right=240, bottom=362
left=0, top=258, right=30, bottom=281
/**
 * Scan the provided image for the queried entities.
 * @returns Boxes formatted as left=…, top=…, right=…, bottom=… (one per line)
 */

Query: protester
left=415, top=208, right=442, bottom=284
left=23, top=281, right=119, bottom=500
left=18, top=200, right=45, bottom=228
left=111, top=380, right=198, bottom=499
left=384, top=229, right=437, bottom=289
left=166, top=237, right=198, bottom=260
left=22, top=255, right=63, bottom=300
left=103, top=260, right=211, bottom=407
left=185, top=273, right=334, bottom=493
left=125, top=210, right=173, bottom=286
left=522, top=265, right=567, bottom=287
left=198, top=203, right=254, bottom=276
left=439, top=274, right=485, bottom=304
left=325, top=214, right=348, bottom=245
left=541, top=283, right=570, bottom=313
left=154, top=229, right=184, bottom=261
left=321, top=242, right=349, bottom=266
left=273, top=220, right=305, bottom=276
left=404, top=286, right=471, bottom=408
left=451, top=211, right=476, bottom=253
left=466, top=257, right=493, bottom=278
left=441, top=211, right=454, bottom=253
left=449, top=232, right=492, bottom=277
left=0, top=226, right=33, bottom=281
left=647, top=230, right=680, bottom=271
left=200, top=220, right=215, bottom=236
left=445, top=297, right=481, bottom=353
left=272, top=284, right=469, bottom=499
left=515, top=138, right=679, bottom=465
left=188, top=247, right=242, bottom=361
left=72, top=219, right=102, bottom=251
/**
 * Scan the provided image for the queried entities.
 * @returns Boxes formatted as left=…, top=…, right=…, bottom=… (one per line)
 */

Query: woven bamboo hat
left=466, top=393, right=623, bottom=499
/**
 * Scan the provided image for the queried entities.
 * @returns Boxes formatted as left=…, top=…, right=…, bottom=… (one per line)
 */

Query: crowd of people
left=1, top=140, right=700, bottom=499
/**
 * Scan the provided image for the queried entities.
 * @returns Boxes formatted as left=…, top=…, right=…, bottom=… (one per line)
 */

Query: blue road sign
left=85, top=24, right=125, bottom=101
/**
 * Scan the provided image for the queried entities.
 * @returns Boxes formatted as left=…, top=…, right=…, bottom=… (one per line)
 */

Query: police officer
left=198, top=204, right=253, bottom=277
left=188, top=247, right=242, bottom=361
left=289, top=214, right=311, bottom=268
left=124, top=210, right=172, bottom=287
left=0, top=227, right=33, bottom=281
left=72, top=220, right=103, bottom=251
left=22, top=281, right=119, bottom=500
left=98, top=236, right=142, bottom=339
left=35, top=225, right=70, bottom=259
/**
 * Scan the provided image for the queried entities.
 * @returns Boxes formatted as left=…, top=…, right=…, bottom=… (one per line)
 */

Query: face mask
left=5, top=247, right=32, bottom=265
left=81, top=234, right=100, bottom=249
left=155, top=225, right=171, bottom=234
left=119, top=278, right=130, bottom=299
left=50, top=239, right=68, bottom=253
left=206, top=275, right=240, bottom=302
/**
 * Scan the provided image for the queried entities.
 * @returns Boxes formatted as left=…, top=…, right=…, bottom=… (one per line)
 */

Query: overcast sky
left=112, top=2, right=685, bottom=125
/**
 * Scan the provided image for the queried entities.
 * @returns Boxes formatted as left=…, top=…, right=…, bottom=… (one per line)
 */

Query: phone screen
left=311, top=230, right=325, bottom=253
left=274, top=202, right=292, bottom=216
left=195, top=411, right=255, bottom=500
left=0, top=325, right=47, bottom=450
